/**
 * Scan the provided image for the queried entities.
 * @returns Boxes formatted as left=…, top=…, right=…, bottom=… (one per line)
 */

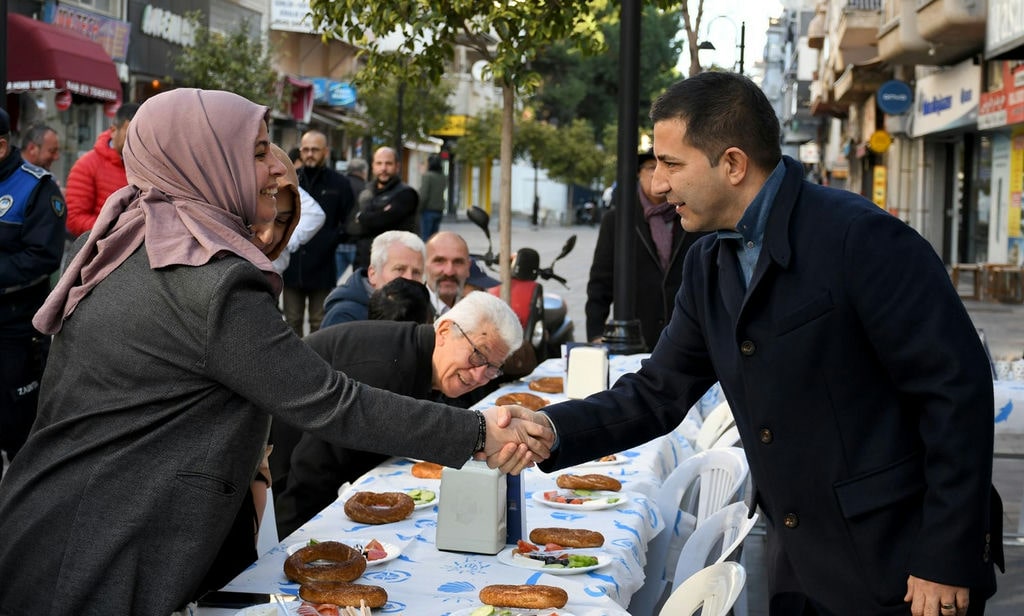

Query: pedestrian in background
left=20, top=125, right=60, bottom=171
left=535, top=72, right=1003, bottom=616
left=419, top=153, right=447, bottom=241
left=64, top=103, right=139, bottom=238
left=285, top=130, right=353, bottom=336
left=336, top=157, right=367, bottom=281
left=0, top=88, right=550, bottom=614
left=585, top=148, right=706, bottom=351
left=353, top=146, right=418, bottom=269
left=0, top=108, right=65, bottom=477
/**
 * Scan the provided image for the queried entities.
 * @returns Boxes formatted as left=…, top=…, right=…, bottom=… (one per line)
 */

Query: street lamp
left=698, top=18, right=746, bottom=75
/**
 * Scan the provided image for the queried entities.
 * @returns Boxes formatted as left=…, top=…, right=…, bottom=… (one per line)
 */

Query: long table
left=212, top=354, right=702, bottom=615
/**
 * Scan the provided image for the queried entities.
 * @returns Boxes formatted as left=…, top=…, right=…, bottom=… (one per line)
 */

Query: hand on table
left=905, top=575, right=969, bottom=616
left=474, top=405, right=554, bottom=474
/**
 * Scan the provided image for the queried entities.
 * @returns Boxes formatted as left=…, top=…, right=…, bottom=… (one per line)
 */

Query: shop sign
left=141, top=5, right=195, bottom=47
left=912, top=60, right=981, bottom=138
left=872, top=165, right=887, bottom=209
left=271, top=0, right=315, bottom=33
left=311, top=78, right=357, bottom=108
left=44, top=3, right=131, bottom=62
left=979, top=61, right=1024, bottom=130
left=877, top=80, right=913, bottom=115
left=987, top=0, right=1024, bottom=58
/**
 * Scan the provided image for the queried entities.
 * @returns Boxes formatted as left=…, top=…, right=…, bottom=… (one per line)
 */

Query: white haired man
left=321, top=230, right=425, bottom=328
left=275, top=291, right=523, bottom=535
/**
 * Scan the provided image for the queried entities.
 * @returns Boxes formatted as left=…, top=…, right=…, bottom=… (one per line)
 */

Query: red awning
left=286, top=76, right=314, bottom=124
left=6, top=13, right=121, bottom=103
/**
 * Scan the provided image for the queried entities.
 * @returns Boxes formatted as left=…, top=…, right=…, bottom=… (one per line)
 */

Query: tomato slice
left=516, top=539, right=539, bottom=553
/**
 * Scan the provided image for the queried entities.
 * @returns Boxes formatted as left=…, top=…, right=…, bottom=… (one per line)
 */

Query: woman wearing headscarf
left=0, top=89, right=548, bottom=615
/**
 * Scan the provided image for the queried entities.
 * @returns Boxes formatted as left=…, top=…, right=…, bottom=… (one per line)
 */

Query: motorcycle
left=466, top=206, right=576, bottom=362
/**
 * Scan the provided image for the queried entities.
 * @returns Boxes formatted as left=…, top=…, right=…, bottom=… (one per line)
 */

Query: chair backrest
left=678, top=447, right=750, bottom=524
left=694, top=401, right=735, bottom=451
left=711, top=425, right=742, bottom=449
left=659, top=561, right=747, bottom=616
left=671, top=501, right=760, bottom=590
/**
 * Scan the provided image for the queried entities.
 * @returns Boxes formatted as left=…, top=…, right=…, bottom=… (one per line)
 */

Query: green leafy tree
left=345, top=72, right=453, bottom=153
left=452, top=107, right=503, bottom=164
left=175, top=13, right=281, bottom=108
left=308, top=0, right=606, bottom=297
left=536, top=119, right=608, bottom=208
left=530, top=4, right=684, bottom=144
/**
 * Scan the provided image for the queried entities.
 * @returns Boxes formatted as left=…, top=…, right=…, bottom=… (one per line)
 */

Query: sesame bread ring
left=528, top=376, right=564, bottom=393
left=298, top=581, right=388, bottom=608
left=411, top=461, right=444, bottom=479
left=495, top=391, right=548, bottom=411
left=479, top=584, right=568, bottom=609
left=556, top=473, right=622, bottom=492
left=283, top=541, right=367, bottom=584
left=343, top=491, right=415, bottom=524
left=529, top=527, right=605, bottom=548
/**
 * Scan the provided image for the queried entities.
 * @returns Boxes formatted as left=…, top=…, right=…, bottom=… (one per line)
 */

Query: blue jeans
left=334, top=243, right=356, bottom=283
left=421, top=210, right=443, bottom=241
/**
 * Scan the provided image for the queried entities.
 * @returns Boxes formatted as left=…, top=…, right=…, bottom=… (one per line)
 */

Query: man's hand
left=473, top=405, right=553, bottom=474
left=905, top=575, right=969, bottom=616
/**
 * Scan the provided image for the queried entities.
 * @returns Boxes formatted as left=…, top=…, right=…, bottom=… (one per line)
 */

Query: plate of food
left=451, top=585, right=574, bottom=616
left=404, top=486, right=439, bottom=509
left=233, top=604, right=298, bottom=616
left=496, top=545, right=610, bottom=575
left=286, top=538, right=401, bottom=566
left=531, top=489, right=630, bottom=511
left=573, top=454, right=626, bottom=468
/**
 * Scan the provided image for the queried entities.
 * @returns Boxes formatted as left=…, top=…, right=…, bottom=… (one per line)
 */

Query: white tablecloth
left=218, top=354, right=702, bottom=615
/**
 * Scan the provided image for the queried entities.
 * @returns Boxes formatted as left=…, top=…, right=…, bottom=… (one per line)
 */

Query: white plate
left=531, top=489, right=630, bottom=511
left=404, top=486, right=440, bottom=509
left=573, top=457, right=627, bottom=468
left=496, top=546, right=611, bottom=575
left=449, top=608, right=578, bottom=616
left=285, top=539, right=401, bottom=566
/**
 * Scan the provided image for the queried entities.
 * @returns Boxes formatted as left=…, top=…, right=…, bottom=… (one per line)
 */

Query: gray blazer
left=0, top=247, right=479, bottom=615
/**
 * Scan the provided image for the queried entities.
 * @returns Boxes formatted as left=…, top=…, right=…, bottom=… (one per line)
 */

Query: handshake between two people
left=473, top=405, right=555, bottom=475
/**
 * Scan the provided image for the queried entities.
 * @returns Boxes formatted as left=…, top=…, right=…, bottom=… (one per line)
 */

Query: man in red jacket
left=64, top=103, right=139, bottom=238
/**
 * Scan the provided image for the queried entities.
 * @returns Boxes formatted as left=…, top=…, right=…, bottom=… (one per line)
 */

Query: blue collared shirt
left=716, top=160, right=786, bottom=289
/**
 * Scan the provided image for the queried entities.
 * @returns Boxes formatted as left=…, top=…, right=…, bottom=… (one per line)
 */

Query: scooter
left=466, top=206, right=576, bottom=362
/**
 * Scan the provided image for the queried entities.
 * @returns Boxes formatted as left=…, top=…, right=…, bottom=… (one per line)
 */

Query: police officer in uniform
left=0, top=108, right=66, bottom=475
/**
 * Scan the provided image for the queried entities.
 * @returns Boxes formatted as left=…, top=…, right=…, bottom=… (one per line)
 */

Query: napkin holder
left=435, top=459, right=506, bottom=554
left=565, top=344, right=609, bottom=399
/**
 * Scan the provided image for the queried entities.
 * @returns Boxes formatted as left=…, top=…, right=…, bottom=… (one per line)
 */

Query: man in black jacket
left=585, top=148, right=706, bottom=350
left=352, top=146, right=418, bottom=269
left=285, top=130, right=353, bottom=335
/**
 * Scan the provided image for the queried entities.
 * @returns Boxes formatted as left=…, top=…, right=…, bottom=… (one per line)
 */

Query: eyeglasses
left=451, top=321, right=503, bottom=379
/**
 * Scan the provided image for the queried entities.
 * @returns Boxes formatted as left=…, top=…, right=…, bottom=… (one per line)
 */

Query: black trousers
left=0, top=333, right=48, bottom=472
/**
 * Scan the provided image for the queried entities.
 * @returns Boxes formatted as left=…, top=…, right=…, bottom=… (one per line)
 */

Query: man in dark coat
left=352, top=146, right=418, bottom=269
left=284, top=130, right=353, bottom=335
left=535, top=73, right=1003, bottom=616
left=275, top=291, right=522, bottom=537
left=585, top=148, right=706, bottom=350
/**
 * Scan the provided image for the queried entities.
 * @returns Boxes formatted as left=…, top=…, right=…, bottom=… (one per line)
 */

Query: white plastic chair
left=671, top=501, right=759, bottom=589
left=711, top=425, right=743, bottom=449
left=658, top=561, right=747, bottom=616
left=628, top=448, right=750, bottom=616
left=694, top=401, right=735, bottom=451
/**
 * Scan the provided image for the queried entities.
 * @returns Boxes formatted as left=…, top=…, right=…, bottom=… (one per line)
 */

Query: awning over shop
left=285, top=76, right=314, bottom=124
left=6, top=13, right=121, bottom=103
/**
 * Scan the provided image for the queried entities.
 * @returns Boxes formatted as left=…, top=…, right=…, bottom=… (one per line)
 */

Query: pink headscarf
left=34, top=88, right=281, bottom=334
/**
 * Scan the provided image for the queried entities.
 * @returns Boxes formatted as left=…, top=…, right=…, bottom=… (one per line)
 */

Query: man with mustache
left=425, top=230, right=471, bottom=317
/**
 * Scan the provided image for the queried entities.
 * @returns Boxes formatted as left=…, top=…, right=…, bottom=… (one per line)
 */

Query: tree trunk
left=499, top=83, right=515, bottom=303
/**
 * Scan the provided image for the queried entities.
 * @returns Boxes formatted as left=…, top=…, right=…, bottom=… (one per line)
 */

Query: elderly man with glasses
left=274, top=291, right=522, bottom=537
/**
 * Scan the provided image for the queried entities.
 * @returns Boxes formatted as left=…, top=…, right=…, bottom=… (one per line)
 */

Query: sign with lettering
left=987, top=0, right=1024, bottom=58
left=979, top=61, right=1024, bottom=130
left=44, top=4, right=131, bottom=62
left=911, top=60, right=981, bottom=137
left=877, top=80, right=913, bottom=115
